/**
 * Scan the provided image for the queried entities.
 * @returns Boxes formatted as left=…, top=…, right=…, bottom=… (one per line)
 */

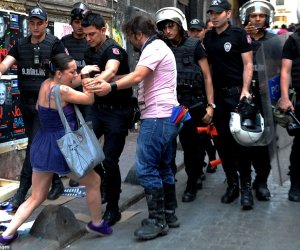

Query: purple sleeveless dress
left=30, top=86, right=78, bottom=175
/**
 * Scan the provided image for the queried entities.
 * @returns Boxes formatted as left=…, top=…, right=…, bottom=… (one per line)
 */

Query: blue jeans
left=136, top=118, right=180, bottom=189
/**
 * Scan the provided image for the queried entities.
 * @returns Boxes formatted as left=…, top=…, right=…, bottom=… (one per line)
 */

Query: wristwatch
left=207, top=103, right=216, bottom=109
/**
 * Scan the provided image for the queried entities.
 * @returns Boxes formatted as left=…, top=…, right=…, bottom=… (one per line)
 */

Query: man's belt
left=221, top=86, right=242, bottom=96
left=96, top=103, right=129, bottom=110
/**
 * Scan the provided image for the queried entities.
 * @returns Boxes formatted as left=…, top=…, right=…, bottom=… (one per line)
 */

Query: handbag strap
left=53, top=84, right=87, bottom=130
left=53, top=84, right=72, bottom=133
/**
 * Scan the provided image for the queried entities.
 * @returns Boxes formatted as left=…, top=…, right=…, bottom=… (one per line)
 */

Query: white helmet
left=155, top=7, right=188, bottom=31
left=239, top=0, right=275, bottom=27
left=230, top=112, right=265, bottom=146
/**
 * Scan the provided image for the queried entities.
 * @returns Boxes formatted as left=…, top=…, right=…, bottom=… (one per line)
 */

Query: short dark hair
left=49, top=53, right=74, bottom=76
left=81, top=12, right=105, bottom=29
left=122, top=15, right=157, bottom=37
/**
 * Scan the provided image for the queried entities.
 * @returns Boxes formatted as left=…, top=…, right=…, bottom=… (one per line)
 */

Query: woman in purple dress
left=0, top=54, right=112, bottom=246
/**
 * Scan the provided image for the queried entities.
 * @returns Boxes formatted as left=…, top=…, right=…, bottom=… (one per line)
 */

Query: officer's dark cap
left=207, top=0, right=231, bottom=14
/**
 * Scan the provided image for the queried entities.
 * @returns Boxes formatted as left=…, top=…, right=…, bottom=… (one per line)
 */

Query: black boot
left=10, top=187, right=29, bottom=210
left=288, top=175, right=300, bottom=202
left=182, top=186, right=197, bottom=202
left=134, top=188, right=169, bottom=240
left=221, top=175, right=239, bottom=204
left=103, top=206, right=121, bottom=226
left=252, top=179, right=270, bottom=201
left=47, top=174, right=64, bottom=200
left=69, top=179, right=79, bottom=187
left=240, top=181, right=254, bottom=210
left=103, top=192, right=121, bottom=226
left=163, top=183, right=180, bottom=228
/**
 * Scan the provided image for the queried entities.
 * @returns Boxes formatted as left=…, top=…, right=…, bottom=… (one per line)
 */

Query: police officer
left=278, top=24, right=300, bottom=202
left=61, top=2, right=89, bottom=74
left=155, top=7, right=215, bottom=203
left=203, top=0, right=254, bottom=209
left=188, top=18, right=218, bottom=174
left=81, top=12, right=132, bottom=225
left=188, top=19, right=207, bottom=42
left=239, top=0, right=276, bottom=201
left=61, top=2, right=90, bottom=188
left=0, top=6, right=67, bottom=209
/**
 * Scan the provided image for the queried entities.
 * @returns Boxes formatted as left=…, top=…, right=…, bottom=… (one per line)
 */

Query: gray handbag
left=54, top=85, right=105, bottom=178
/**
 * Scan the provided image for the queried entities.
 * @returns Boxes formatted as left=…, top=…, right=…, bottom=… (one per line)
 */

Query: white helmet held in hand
left=230, top=112, right=264, bottom=146
left=155, top=7, right=188, bottom=31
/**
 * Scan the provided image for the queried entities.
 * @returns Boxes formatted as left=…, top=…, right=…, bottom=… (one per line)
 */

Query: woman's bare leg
left=69, top=170, right=101, bottom=223
left=3, top=172, right=53, bottom=237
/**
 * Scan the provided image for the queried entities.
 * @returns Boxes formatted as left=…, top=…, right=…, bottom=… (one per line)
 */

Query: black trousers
left=179, top=116, right=207, bottom=191
left=213, top=92, right=252, bottom=184
left=85, top=104, right=129, bottom=210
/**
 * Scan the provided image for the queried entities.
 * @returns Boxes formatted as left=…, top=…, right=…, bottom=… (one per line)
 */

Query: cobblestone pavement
left=8, top=131, right=300, bottom=250
left=63, top=166, right=300, bottom=250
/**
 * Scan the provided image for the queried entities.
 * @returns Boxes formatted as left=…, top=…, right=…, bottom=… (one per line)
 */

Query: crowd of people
left=1, top=0, right=300, bottom=245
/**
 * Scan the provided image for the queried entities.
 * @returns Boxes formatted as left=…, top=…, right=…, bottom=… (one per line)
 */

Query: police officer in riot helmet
left=61, top=2, right=90, bottom=188
left=0, top=6, right=67, bottom=209
left=278, top=23, right=300, bottom=201
left=239, top=0, right=276, bottom=201
left=61, top=2, right=89, bottom=73
left=155, top=7, right=215, bottom=203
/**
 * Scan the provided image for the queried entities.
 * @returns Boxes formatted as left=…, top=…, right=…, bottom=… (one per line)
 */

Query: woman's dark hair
left=49, top=53, right=74, bottom=76
left=81, top=12, right=105, bottom=29
left=122, top=15, right=157, bottom=37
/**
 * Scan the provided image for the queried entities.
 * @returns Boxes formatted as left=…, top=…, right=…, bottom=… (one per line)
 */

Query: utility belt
left=95, top=103, right=130, bottom=110
left=221, top=86, right=242, bottom=97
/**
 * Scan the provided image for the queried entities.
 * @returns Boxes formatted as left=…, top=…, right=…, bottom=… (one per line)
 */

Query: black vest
left=84, top=38, right=132, bottom=105
left=291, top=32, right=300, bottom=89
left=17, top=34, right=58, bottom=95
left=170, top=37, right=204, bottom=106
left=61, top=34, right=88, bottom=71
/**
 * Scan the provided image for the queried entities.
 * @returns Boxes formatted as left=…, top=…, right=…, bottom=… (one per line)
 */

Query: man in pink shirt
left=85, top=15, right=180, bottom=241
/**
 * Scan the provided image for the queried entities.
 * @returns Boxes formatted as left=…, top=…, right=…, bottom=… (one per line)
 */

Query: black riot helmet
left=70, top=2, right=89, bottom=22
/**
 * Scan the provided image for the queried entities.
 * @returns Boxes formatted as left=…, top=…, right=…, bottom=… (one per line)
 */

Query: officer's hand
left=244, top=22, right=257, bottom=35
left=278, top=97, right=294, bottom=112
left=240, top=90, right=252, bottom=100
left=202, top=107, right=213, bottom=124
left=81, top=65, right=101, bottom=74
left=87, top=79, right=112, bottom=96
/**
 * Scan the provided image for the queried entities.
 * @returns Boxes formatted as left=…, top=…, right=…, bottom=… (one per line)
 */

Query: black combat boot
left=163, top=183, right=180, bottom=228
left=135, top=188, right=169, bottom=240
left=221, top=175, right=239, bottom=204
left=103, top=191, right=121, bottom=226
left=240, top=180, right=254, bottom=210
left=288, top=175, right=300, bottom=202
left=10, top=187, right=29, bottom=210
left=47, top=174, right=64, bottom=200
left=252, top=179, right=271, bottom=201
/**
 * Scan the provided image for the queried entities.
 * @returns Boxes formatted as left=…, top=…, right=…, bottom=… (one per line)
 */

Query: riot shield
left=256, top=33, right=292, bottom=185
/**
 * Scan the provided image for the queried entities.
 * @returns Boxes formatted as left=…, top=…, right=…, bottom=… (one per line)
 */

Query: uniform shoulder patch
left=246, top=34, right=252, bottom=44
left=112, top=48, right=120, bottom=55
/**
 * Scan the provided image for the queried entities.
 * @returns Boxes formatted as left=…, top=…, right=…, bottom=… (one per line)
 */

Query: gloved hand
left=237, top=96, right=257, bottom=119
